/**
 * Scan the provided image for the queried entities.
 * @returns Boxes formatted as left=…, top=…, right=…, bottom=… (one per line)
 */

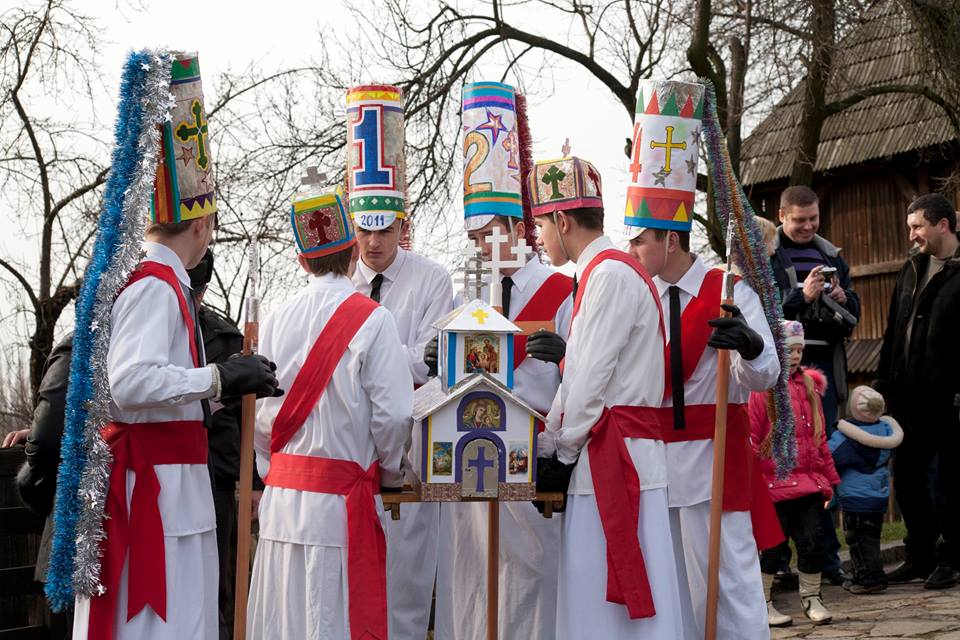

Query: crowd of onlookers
left=747, top=187, right=960, bottom=627
left=2, top=187, right=958, bottom=633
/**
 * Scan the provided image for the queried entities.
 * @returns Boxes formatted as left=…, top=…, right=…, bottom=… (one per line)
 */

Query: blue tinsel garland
left=46, top=49, right=163, bottom=611
left=700, top=81, right=797, bottom=479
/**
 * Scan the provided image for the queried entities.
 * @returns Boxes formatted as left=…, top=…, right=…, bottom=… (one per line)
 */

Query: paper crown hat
left=782, top=320, right=805, bottom=346
left=528, top=156, right=603, bottom=216
left=290, top=188, right=356, bottom=257
left=346, top=84, right=406, bottom=231
left=150, top=53, right=217, bottom=223
left=462, top=81, right=524, bottom=231
left=623, top=79, right=704, bottom=239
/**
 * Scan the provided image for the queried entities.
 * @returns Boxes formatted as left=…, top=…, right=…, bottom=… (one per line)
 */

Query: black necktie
left=501, top=276, right=514, bottom=318
left=668, top=286, right=685, bottom=430
left=572, top=274, right=578, bottom=300
left=370, top=273, right=384, bottom=303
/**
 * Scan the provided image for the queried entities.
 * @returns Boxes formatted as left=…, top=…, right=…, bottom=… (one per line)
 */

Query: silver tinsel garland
left=72, top=51, right=174, bottom=597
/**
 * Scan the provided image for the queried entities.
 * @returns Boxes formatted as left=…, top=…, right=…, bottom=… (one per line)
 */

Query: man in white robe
left=248, top=190, right=412, bottom=639
left=74, top=215, right=282, bottom=640
left=434, top=214, right=572, bottom=640
left=628, top=226, right=781, bottom=640
left=531, top=156, right=685, bottom=639
left=351, top=215, right=454, bottom=640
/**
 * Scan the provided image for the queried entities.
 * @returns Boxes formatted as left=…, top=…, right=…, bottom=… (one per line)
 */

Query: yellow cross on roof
left=471, top=308, right=489, bottom=325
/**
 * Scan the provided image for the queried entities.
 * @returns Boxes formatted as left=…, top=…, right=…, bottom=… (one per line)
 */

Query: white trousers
left=246, top=539, right=349, bottom=640
left=435, top=500, right=560, bottom=640
left=384, top=501, right=439, bottom=640
left=557, top=488, right=684, bottom=640
left=669, top=503, right=770, bottom=640
left=74, top=529, right=218, bottom=640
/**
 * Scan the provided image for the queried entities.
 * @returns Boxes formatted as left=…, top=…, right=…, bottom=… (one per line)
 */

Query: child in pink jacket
left=750, top=320, right=841, bottom=628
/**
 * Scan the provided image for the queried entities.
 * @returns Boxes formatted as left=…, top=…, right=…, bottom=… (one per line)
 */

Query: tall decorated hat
left=346, top=84, right=406, bottom=231
left=528, top=154, right=603, bottom=216
left=151, top=52, right=217, bottom=223
left=623, top=79, right=704, bottom=237
left=462, top=81, right=524, bottom=231
left=290, top=188, right=356, bottom=257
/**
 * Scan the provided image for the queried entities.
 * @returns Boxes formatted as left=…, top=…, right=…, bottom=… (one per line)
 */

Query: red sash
left=561, top=249, right=666, bottom=618
left=512, top=272, right=573, bottom=368
left=657, top=404, right=784, bottom=550
left=560, top=249, right=664, bottom=374
left=662, top=269, right=726, bottom=399
left=265, top=292, right=386, bottom=640
left=88, top=421, right=207, bottom=639
left=121, top=261, right=200, bottom=367
left=586, top=406, right=662, bottom=619
left=88, top=261, right=206, bottom=638
left=270, top=293, right=378, bottom=453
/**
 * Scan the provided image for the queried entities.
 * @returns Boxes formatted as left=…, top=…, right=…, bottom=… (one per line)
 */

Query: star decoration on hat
left=686, top=156, right=697, bottom=175
left=653, top=166, right=669, bottom=186
left=177, top=145, right=195, bottom=168
left=476, top=110, right=508, bottom=145
left=690, top=127, right=701, bottom=144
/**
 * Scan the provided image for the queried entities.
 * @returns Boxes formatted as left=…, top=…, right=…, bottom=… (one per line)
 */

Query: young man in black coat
left=875, top=193, right=960, bottom=590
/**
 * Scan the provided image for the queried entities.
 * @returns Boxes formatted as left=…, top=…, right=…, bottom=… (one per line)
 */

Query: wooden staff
left=234, top=239, right=260, bottom=640
left=704, top=222, right=737, bottom=640
left=487, top=500, right=500, bottom=640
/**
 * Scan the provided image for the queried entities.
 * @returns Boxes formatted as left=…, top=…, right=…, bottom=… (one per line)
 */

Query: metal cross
left=483, top=226, right=529, bottom=310
left=301, top=166, right=326, bottom=187
left=457, top=242, right=489, bottom=302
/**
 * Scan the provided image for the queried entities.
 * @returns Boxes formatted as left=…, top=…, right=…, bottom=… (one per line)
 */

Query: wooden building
left=740, top=0, right=960, bottom=384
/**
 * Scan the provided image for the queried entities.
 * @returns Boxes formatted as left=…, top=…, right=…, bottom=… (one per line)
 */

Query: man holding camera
left=770, top=186, right=861, bottom=586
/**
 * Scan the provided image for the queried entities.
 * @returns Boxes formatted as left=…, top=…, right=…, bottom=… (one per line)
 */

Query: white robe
left=352, top=248, right=454, bottom=640
left=653, top=256, right=780, bottom=640
left=248, top=273, right=413, bottom=640
left=74, top=242, right=218, bottom=640
left=538, top=236, right=684, bottom=638
left=435, top=257, right=572, bottom=640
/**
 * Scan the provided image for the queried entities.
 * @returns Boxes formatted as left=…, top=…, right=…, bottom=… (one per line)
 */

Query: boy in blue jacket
left=829, top=386, right=904, bottom=593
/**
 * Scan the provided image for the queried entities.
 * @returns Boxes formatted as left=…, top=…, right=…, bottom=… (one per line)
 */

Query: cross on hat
left=301, top=166, right=326, bottom=187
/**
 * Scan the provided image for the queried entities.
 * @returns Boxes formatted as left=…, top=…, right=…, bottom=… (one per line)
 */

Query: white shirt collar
left=502, top=254, right=541, bottom=293
left=574, top=235, right=614, bottom=280
left=308, top=272, right=357, bottom=292
left=143, top=241, right=192, bottom=288
left=653, top=254, right=707, bottom=298
left=357, top=247, right=408, bottom=284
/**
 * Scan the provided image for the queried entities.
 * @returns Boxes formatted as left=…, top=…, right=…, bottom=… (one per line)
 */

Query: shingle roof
left=740, top=1, right=955, bottom=186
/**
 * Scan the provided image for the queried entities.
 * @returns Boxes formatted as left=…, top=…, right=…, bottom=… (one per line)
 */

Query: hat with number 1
left=346, top=84, right=406, bottom=231
left=623, top=79, right=704, bottom=239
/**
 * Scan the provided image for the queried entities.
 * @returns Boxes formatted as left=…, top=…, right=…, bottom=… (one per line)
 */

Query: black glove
left=532, top=454, right=575, bottom=513
left=423, top=336, right=439, bottom=378
left=525, top=330, right=566, bottom=365
left=707, top=303, right=764, bottom=361
left=217, top=354, right=284, bottom=401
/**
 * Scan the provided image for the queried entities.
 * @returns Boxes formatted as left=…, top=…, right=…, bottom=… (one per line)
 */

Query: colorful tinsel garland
left=701, top=81, right=797, bottom=479
left=46, top=49, right=173, bottom=611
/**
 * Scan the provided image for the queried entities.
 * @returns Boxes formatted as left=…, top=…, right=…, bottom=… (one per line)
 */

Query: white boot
left=799, top=571, right=832, bottom=625
left=763, top=573, right=793, bottom=627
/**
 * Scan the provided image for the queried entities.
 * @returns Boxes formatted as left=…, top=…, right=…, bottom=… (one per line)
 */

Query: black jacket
left=770, top=230, right=861, bottom=395
left=17, top=334, right=73, bottom=517
left=875, top=240, right=960, bottom=433
left=198, top=306, right=247, bottom=490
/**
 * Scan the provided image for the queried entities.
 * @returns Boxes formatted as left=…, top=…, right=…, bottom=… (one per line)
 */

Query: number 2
left=463, top=131, right=493, bottom=195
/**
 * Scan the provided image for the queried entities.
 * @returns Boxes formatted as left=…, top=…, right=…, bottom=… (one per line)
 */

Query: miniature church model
left=410, top=232, right=544, bottom=502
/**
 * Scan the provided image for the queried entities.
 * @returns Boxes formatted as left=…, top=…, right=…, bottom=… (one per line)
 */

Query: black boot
left=924, top=564, right=960, bottom=589
left=886, top=561, right=935, bottom=583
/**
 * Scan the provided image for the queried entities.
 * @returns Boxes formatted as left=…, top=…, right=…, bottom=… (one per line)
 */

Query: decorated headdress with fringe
left=700, top=80, right=796, bottom=478
left=46, top=49, right=187, bottom=611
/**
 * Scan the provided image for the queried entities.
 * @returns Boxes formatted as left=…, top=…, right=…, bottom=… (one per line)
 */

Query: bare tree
left=0, top=0, right=108, bottom=397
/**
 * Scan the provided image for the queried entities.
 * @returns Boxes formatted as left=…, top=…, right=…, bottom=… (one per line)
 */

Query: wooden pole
left=487, top=500, right=499, bottom=640
left=234, top=242, right=260, bottom=640
left=704, top=285, right=735, bottom=640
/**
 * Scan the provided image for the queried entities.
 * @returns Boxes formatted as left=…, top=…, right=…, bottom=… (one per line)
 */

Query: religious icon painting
left=508, top=441, right=529, bottom=475
left=464, top=333, right=500, bottom=374
left=432, top=442, right=453, bottom=476
left=461, top=396, right=503, bottom=430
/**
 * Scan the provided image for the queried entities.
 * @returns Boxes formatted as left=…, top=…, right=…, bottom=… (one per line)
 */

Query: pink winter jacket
left=748, top=367, right=841, bottom=503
